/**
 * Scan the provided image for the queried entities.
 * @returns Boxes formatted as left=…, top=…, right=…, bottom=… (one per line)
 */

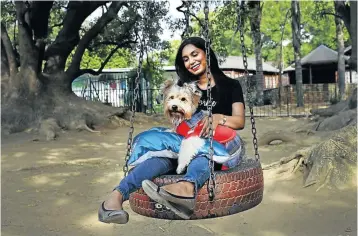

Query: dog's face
left=161, top=79, right=202, bottom=126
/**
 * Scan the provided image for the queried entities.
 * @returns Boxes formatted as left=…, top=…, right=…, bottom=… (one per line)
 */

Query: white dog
left=161, top=79, right=207, bottom=174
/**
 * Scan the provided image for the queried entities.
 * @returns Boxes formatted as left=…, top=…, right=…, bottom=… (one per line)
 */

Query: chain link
left=203, top=1, right=216, bottom=201
left=183, top=1, right=191, bottom=38
left=123, top=40, right=144, bottom=177
left=237, top=1, right=260, bottom=162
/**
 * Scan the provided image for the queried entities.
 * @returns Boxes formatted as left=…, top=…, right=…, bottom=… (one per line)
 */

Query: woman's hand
left=199, top=114, right=223, bottom=138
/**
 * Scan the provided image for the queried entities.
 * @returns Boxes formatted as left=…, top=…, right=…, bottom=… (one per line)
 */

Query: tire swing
left=126, top=1, right=264, bottom=220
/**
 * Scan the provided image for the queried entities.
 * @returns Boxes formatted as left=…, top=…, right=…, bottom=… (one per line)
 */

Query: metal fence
left=72, top=81, right=357, bottom=117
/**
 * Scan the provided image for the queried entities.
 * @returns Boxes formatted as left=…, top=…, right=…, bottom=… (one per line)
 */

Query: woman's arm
left=199, top=102, right=245, bottom=137
left=220, top=102, right=245, bottom=130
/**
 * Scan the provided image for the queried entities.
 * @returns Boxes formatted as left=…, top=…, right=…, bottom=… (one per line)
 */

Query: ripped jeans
left=115, top=156, right=210, bottom=201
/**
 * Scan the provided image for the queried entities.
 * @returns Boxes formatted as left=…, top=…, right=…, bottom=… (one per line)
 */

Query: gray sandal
left=98, top=202, right=129, bottom=224
left=142, top=180, right=195, bottom=220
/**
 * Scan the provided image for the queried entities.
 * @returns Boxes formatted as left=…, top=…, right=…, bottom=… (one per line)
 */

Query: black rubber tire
left=129, top=159, right=264, bottom=220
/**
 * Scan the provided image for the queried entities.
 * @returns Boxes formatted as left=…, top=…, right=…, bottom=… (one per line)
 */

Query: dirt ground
left=1, top=116, right=357, bottom=236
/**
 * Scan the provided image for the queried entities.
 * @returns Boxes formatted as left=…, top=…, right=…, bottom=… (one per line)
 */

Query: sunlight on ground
left=220, top=233, right=240, bottom=236
left=114, top=142, right=126, bottom=146
left=64, top=158, right=106, bottom=165
left=268, top=191, right=300, bottom=203
left=28, top=175, right=51, bottom=185
left=99, top=142, right=116, bottom=148
left=46, top=155, right=59, bottom=160
left=78, top=213, right=109, bottom=230
left=13, top=152, right=27, bottom=158
left=258, top=230, right=287, bottom=236
left=190, top=223, right=216, bottom=234
left=25, top=171, right=81, bottom=186
left=78, top=142, right=101, bottom=148
left=55, top=198, right=71, bottom=206
left=47, top=148, right=72, bottom=153
left=52, top=172, right=81, bottom=177
left=90, top=171, right=122, bottom=185
left=259, top=146, right=272, bottom=152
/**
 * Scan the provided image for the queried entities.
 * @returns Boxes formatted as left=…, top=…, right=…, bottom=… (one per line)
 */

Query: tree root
left=314, top=159, right=335, bottom=192
left=315, top=108, right=357, bottom=131
left=68, top=119, right=100, bottom=133
left=39, top=118, right=61, bottom=141
left=1, top=91, right=130, bottom=140
left=264, top=124, right=357, bottom=191
left=262, top=147, right=311, bottom=170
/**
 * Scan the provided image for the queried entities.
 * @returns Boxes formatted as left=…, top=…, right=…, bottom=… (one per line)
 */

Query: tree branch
left=67, top=2, right=138, bottom=80
left=44, top=1, right=108, bottom=73
left=176, top=1, right=205, bottom=32
left=29, top=1, right=54, bottom=39
left=15, top=2, right=38, bottom=71
left=28, top=1, right=54, bottom=73
left=71, top=40, right=134, bottom=79
left=320, top=11, right=344, bottom=20
left=97, top=45, right=122, bottom=72
left=333, top=1, right=351, bottom=37
left=1, top=41, right=10, bottom=78
left=1, top=22, right=18, bottom=76
left=92, top=40, right=136, bottom=47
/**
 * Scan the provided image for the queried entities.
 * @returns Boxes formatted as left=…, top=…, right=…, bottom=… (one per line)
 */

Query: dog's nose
left=172, top=105, right=178, bottom=111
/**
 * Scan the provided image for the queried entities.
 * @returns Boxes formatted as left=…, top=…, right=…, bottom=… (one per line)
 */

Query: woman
left=98, top=36, right=245, bottom=223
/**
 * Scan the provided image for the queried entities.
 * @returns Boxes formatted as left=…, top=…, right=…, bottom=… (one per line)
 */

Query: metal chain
left=237, top=1, right=260, bottom=162
left=123, top=39, right=145, bottom=177
left=203, top=1, right=215, bottom=201
left=183, top=1, right=191, bottom=38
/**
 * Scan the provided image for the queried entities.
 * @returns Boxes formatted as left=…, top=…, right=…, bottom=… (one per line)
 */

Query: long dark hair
left=174, top=37, right=227, bottom=86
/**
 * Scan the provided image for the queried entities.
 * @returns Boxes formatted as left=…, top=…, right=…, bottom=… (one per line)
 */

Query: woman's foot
left=142, top=180, right=195, bottom=220
left=161, top=181, right=195, bottom=198
left=103, top=190, right=123, bottom=210
left=99, top=191, right=129, bottom=224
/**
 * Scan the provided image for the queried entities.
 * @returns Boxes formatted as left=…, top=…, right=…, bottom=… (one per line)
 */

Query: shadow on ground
left=1, top=118, right=357, bottom=236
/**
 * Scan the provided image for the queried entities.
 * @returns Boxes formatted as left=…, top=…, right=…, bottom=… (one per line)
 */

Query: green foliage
left=1, top=1, right=16, bottom=25
left=78, top=48, right=135, bottom=69
left=1, top=1, right=17, bottom=42
left=171, top=0, right=350, bottom=68
left=47, top=1, right=68, bottom=43
left=159, top=40, right=182, bottom=66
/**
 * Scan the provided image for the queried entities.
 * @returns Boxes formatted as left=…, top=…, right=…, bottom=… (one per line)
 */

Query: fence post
left=286, top=86, right=290, bottom=117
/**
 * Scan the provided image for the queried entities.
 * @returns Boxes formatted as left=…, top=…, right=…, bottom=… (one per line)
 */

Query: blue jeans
left=115, top=156, right=210, bottom=201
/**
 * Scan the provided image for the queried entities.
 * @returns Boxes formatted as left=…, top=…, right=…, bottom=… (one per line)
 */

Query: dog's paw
left=176, top=164, right=187, bottom=174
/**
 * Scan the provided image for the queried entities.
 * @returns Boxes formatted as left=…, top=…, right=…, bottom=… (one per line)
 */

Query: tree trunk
left=278, top=9, right=291, bottom=105
left=349, top=0, right=357, bottom=71
left=248, top=1, right=264, bottom=106
left=14, top=2, right=41, bottom=96
left=334, top=2, right=346, bottom=101
left=1, top=41, right=10, bottom=79
left=291, top=0, right=304, bottom=107
left=1, top=1, right=129, bottom=138
left=1, top=22, right=18, bottom=77
left=333, top=1, right=357, bottom=71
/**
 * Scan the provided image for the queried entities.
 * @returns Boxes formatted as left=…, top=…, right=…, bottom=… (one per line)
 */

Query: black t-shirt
left=197, top=77, right=245, bottom=116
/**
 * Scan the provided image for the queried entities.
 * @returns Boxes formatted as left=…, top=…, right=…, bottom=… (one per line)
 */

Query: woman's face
left=181, top=44, right=207, bottom=76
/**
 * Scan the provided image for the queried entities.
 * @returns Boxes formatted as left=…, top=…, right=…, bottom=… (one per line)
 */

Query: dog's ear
left=184, top=82, right=202, bottom=106
left=161, top=79, right=175, bottom=97
left=184, top=82, right=202, bottom=98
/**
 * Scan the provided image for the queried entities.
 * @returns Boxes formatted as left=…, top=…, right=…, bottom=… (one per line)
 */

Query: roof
left=219, top=56, right=279, bottom=73
left=283, top=45, right=350, bottom=72
left=344, top=45, right=352, bottom=55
